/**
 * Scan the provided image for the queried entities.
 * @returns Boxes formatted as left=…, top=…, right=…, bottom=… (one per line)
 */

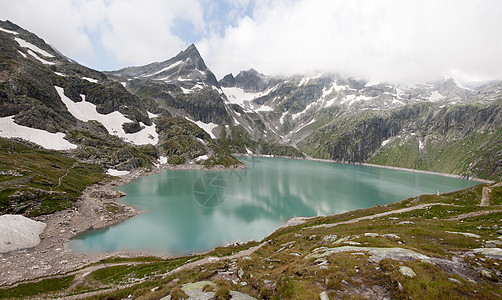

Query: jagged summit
left=106, top=44, right=220, bottom=90
left=220, top=68, right=279, bottom=93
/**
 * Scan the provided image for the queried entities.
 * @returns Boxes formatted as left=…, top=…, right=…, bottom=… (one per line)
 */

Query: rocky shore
left=0, top=166, right=161, bottom=286
left=0, top=160, right=246, bottom=287
left=0, top=157, right=489, bottom=287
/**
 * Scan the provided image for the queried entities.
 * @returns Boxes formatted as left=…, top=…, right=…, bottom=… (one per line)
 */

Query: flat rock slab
left=0, top=214, right=46, bottom=253
left=307, top=246, right=432, bottom=263
left=470, top=248, right=502, bottom=260
left=161, top=281, right=256, bottom=300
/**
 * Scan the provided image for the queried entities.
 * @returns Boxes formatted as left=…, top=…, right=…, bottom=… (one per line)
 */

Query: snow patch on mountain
left=14, top=37, right=54, bottom=57
left=0, top=116, right=77, bottom=150
left=294, top=119, right=316, bottom=133
left=17, top=50, right=27, bottom=58
left=55, top=86, right=158, bottom=146
left=222, top=87, right=264, bottom=105
left=279, top=112, right=288, bottom=125
left=27, top=50, right=55, bottom=65
left=185, top=118, right=218, bottom=139
left=255, top=105, right=274, bottom=112
left=299, top=77, right=312, bottom=86
left=428, top=91, right=445, bottom=102
left=146, top=60, right=183, bottom=77
left=195, top=154, right=209, bottom=161
left=365, top=80, right=380, bottom=87
left=333, top=82, right=349, bottom=92
left=106, top=169, right=130, bottom=176
left=147, top=111, right=158, bottom=118
left=340, top=94, right=373, bottom=106
left=0, top=27, right=18, bottom=35
left=82, top=77, right=98, bottom=83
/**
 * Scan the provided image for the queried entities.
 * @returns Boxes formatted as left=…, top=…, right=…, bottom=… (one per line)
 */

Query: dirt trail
left=167, top=242, right=268, bottom=275
left=64, top=242, right=268, bottom=299
left=480, top=186, right=491, bottom=206
left=311, top=203, right=453, bottom=229
left=480, top=182, right=502, bottom=207
left=446, top=209, right=502, bottom=221
left=51, top=162, right=78, bottom=190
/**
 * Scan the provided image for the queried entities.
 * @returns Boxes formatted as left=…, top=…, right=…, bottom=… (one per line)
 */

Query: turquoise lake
left=69, top=157, right=481, bottom=255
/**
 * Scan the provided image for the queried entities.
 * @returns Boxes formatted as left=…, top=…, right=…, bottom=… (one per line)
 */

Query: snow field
left=106, top=169, right=131, bottom=176
left=55, top=86, right=159, bottom=146
left=14, top=37, right=54, bottom=57
left=185, top=117, right=218, bottom=139
left=27, top=50, right=55, bottom=65
left=0, top=27, right=18, bottom=35
left=0, top=116, right=77, bottom=150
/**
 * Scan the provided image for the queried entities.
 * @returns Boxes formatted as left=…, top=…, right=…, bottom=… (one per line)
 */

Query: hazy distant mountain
left=218, top=71, right=502, bottom=180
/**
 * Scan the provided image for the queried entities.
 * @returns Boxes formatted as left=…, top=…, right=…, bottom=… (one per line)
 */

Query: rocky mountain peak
left=106, top=44, right=220, bottom=90
left=219, top=73, right=236, bottom=87
left=172, top=43, right=207, bottom=72
left=433, top=78, right=473, bottom=98
left=220, top=68, right=278, bottom=93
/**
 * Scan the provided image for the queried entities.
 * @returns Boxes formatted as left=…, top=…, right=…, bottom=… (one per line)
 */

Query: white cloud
left=0, top=0, right=97, bottom=61
left=0, top=0, right=205, bottom=69
left=1, top=0, right=501, bottom=82
left=199, top=0, right=502, bottom=83
left=100, top=0, right=205, bottom=67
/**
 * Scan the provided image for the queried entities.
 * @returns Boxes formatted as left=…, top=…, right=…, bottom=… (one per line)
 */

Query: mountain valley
left=0, top=19, right=501, bottom=300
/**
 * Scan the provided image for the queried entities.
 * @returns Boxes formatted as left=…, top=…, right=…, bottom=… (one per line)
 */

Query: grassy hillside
left=2, top=182, right=501, bottom=299
left=298, top=103, right=502, bottom=181
left=0, top=138, right=104, bottom=216
left=369, top=128, right=502, bottom=181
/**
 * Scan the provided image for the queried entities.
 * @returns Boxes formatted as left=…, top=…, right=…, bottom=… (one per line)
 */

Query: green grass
left=89, top=258, right=191, bottom=285
left=0, top=138, right=104, bottom=216
left=4, top=182, right=502, bottom=299
left=0, top=276, right=74, bottom=298
left=370, top=128, right=502, bottom=181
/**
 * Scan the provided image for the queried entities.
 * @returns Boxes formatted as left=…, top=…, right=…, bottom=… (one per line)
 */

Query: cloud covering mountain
left=1, top=0, right=502, bottom=83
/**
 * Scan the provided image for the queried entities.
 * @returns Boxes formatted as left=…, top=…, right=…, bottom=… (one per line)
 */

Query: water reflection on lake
left=69, top=157, right=480, bottom=255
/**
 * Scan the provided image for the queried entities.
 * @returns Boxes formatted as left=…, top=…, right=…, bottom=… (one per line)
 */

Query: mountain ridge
left=1, top=19, right=501, bottom=184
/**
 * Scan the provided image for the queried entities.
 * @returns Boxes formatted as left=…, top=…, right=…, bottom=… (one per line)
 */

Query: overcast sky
left=1, top=0, right=501, bottom=83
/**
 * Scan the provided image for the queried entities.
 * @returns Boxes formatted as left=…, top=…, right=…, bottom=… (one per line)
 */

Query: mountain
left=218, top=71, right=502, bottom=180
left=107, top=45, right=304, bottom=157
left=1, top=17, right=501, bottom=218
left=105, top=44, right=228, bottom=126
left=104, top=42, right=502, bottom=180
left=220, top=68, right=280, bottom=93
left=106, top=44, right=221, bottom=92
left=0, top=20, right=240, bottom=216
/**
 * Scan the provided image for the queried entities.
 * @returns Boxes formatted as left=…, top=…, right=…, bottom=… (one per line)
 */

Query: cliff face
left=298, top=103, right=502, bottom=180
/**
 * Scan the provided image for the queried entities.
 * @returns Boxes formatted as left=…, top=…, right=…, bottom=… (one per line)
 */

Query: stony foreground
left=0, top=182, right=501, bottom=299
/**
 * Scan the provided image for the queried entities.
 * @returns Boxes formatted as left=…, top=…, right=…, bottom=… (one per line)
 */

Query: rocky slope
left=0, top=20, right=241, bottom=170
left=106, top=44, right=303, bottom=157
left=0, top=20, right=241, bottom=216
left=219, top=70, right=502, bottom=180
left=1, top=182, right=501, bottom=299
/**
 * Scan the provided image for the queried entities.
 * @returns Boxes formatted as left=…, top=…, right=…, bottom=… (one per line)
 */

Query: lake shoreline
left=234, top=153, right=494, bottom=184
left=0, top=156, right=490, bottom=286
left=0, top=162, right=245, bottom=286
